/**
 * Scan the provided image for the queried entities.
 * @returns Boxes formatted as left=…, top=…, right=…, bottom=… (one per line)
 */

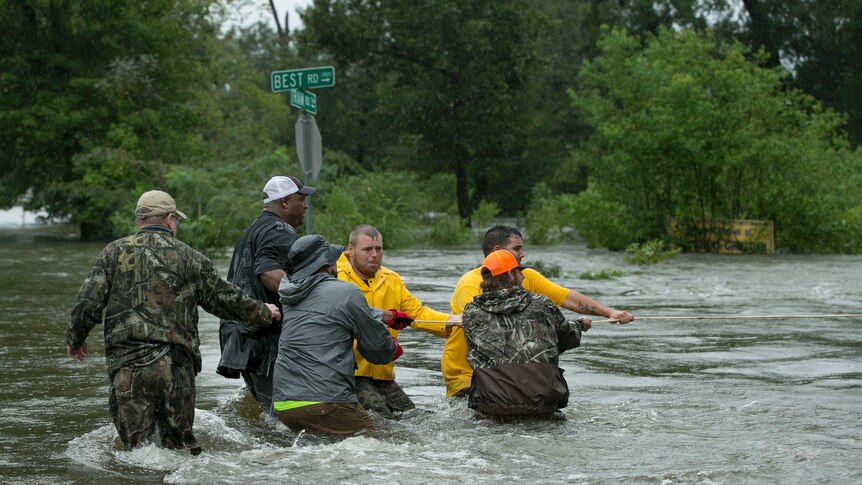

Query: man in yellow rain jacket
left=444, top=226, right=635, bottom=398
left=338, top=224, right=461, bottom=417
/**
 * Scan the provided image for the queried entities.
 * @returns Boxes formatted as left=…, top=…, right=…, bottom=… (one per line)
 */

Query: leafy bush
left=314, top=170, right=423, bottom=249
left=570, top=27, right=862, bottom=253
left=578, top=268, right=626, bottom=280
left=840, top=203, right=862, bottom=253
left=528, top=260, right=562, bottom=278
left=525, top=183, right=641, bottom=249
left=428, top=214, right=473, bottom=246
left=164, top=148, right=301, bottom=257
left=471, top=200, right=500, bottom=229
left=524, top=183, right=575, bottom=245
left=623, top=239, right=681, bottom=265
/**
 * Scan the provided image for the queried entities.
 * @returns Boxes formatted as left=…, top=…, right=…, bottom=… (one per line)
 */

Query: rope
left=411, top=314, right=862, bottom=324
left=589, top=313, right=862, bottom=324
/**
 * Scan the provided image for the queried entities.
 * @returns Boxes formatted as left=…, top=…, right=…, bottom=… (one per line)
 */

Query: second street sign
left=290, top=89, right=317, bottom=114
left=271, top=66, right=335, bottom=92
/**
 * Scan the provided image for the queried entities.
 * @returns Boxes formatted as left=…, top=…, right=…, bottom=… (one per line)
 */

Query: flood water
left=1, top=223, right=860, bottom=484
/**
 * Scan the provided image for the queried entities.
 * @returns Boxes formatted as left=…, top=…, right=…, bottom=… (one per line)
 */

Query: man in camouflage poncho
left=66, top=190, right=280, bottom=455
left=462, top=250, right=591, bottom=420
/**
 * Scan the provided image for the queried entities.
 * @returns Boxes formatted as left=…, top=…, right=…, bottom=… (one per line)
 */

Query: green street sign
left=290, top=89, right=317, bottom=114
left=271, top=66, right=335, bottom=92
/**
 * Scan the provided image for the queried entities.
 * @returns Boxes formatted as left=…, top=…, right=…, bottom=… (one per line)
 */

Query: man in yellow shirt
left=444, top=225, right=635, bottom=398
left=338, top=224, right=461, bottom=417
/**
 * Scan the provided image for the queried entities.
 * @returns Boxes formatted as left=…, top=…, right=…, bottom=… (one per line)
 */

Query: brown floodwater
left=1, top=223, right=860, bottom=484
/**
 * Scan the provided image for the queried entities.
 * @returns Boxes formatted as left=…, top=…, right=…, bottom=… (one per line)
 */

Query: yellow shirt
left=337, top=252, right=449, bottom=381
left=443, top=267, right=569, bottom=397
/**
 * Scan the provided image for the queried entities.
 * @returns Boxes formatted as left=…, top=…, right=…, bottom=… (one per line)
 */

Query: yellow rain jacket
left=337, top=252, right=450, bottom=381
left=443, top=267, right=569, bottom=397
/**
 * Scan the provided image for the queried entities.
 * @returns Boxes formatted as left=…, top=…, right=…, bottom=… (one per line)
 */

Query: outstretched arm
left=561, top=289, right=634, bottom=323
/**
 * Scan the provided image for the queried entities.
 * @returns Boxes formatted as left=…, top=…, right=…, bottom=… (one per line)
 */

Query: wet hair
left=482, top=226, right=523, bottom=256
left=349, top=224, right=382, bottom=246
left=479, top=267, right=519, bottom=292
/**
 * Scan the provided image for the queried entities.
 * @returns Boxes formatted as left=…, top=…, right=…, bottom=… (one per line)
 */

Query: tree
left=570, top=27, right=861, bottom=252
left=710, top=0, right=862, bottom=145
left=1, top=1, right=216, bottom=236
left=297, top=0, right=545, bottom=220
left=0, top=1, right=295, bottom=241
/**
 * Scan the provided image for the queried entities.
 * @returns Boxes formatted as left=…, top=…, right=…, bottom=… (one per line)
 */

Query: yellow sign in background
left=669, top=218, right=775, bottom=254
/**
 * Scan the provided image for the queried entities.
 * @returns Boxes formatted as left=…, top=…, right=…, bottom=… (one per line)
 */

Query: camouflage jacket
left=462, top=286, right=583, bottom=416
left=67, top=226, right=272, bottom=377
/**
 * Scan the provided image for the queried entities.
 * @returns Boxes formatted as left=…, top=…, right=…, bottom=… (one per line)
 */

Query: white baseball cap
left=262, top=176, right=317, bottom=203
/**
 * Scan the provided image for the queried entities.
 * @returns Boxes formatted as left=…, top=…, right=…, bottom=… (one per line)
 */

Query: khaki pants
left=277, top=402, right=374, bottom=436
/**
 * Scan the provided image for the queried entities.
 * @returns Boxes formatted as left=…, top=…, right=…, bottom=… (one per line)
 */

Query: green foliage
left=566, top=188, right=640, bottom=250
left=578, top=268, right=627, bottom=280
left=45, top=147, right=160, bottom=240
left=528, top=260, right=562, bottom=278
left=471, top=200, right=500, bottom=229
left=299, top=0, right=546, bottom=219
left=167, top=148, right=304, bottom=256
left=314, top=170, right=425, bottom=249
left=4, top=0, right=862, bottom=257
left=0, top=0, right=294, bottom=241
left=571, top=27, right=862, bottom=253
left=524, top=183, right=575, bottom=245
left=623, top=239, right=681, bottom=265
left=840, top=202, right=862, bottom=254
left=525, top=183, right=637, bottom=249
left=428, top=214, right=473, bottom=247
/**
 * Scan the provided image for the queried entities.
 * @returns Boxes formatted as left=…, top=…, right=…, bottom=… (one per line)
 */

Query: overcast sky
left=236, top=0, right=311, bottom=32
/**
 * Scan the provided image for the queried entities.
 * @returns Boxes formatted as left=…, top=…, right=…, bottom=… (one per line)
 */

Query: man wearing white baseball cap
left=217, top=175, right=317, bottom=415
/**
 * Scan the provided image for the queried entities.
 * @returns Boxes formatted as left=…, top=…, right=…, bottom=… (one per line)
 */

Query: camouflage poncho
left=462, top=286, right=584, bottom=416
left=67, top=226, right=272, bottom=377
left=462, top=286, right=582, bottom=370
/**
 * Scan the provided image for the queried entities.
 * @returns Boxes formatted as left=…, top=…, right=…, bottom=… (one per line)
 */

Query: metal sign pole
left=299, top=112, right=314, bottom=234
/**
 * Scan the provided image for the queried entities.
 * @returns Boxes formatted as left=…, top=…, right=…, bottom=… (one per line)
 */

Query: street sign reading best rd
left=271, top=66, right=335, bottom=92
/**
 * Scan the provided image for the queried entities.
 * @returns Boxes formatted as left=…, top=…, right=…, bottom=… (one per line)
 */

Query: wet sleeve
left=66, top=249, right=112, bottom=349
left=523, top=269, right=569, bottom=307
left=395, top=276, right=449, bottom=338
left=254, top=224, right=295, bottom=276
left=347, top=290, right=398, bottom=364
left=196, top=254, right=271, bottom=328
left=553, top=304, right=582, bottom=352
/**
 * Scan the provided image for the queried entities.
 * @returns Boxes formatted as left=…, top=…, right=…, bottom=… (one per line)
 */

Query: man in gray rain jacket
left=462, top=250, right=592, bottom=420
left=272, top=234, right=404, bottom=436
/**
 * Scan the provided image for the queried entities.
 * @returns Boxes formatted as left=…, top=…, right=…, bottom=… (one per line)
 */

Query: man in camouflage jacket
left=462, top=250, right=591, bottom=419
left=66, top=190, right=280, bottom=454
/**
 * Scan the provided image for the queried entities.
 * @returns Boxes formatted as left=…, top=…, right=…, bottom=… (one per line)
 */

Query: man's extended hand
left=446, top=314, right=463, bottom=328
left=386, top=309, right=413, bottom=330
left=67, top=343, right=87, bottom=361
left=265, top=303, right=282, bottom=322
left=608, top=310, right=634, bottom=324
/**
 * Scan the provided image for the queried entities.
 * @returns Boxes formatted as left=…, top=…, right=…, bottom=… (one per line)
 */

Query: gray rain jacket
left=272, top=273, right=398, bottom=404
left=462, top=286, right=584, bottom=416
